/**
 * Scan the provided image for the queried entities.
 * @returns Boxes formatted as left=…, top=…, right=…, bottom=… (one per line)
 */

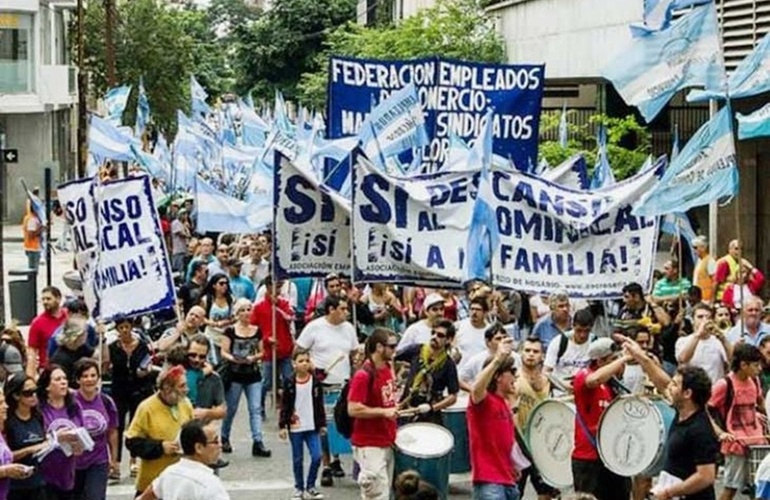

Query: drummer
left=571, top=337, right=631, bottom=500
left=395, top=319, right=460, bottom=424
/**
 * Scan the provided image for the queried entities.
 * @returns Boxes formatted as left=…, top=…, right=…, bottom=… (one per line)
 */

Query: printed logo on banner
left=274, top=152, right=352, bottom=278
left=57, top=175, right=176, bottom=320
left=327, top=56, right=545, bottom=172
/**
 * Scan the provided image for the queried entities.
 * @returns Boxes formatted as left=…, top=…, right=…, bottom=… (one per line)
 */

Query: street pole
left=708, top=99, right=718, bottom=256
left=44, top=168, right=52, bottom=288
left=0, top=134, right=6, bottom=325
left=104, top=0, right=116, bottom=87
left=77, top=0, right=88, bottom=178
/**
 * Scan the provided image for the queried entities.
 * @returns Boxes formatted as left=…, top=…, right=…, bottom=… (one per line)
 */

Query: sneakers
left=320, top=468, right=333, bottom=487
left=305, top=488, right=324, bottom=499
left=329, top=459, right=345, bottom=478
left=252, top=440, right=272, bottom=457
left=222, top=439, right=233, bottom=454
left=292, top=489, right=304, bottom=500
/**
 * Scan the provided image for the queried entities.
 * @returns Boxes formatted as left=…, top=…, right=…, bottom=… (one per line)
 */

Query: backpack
left=710, top=375, right=764, bottom=433
left=333, top=363, right=375, bottom=440
left=556, top=332, right=597, bottom=364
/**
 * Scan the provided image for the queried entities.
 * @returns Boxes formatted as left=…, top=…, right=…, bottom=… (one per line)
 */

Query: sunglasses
left=431, top=330, right=447, bottom=339
left=187, top=353, right=207, bottom=360
left=20, top=389, right=37, bottom=397
left=384, top=342, right=399, bottom=349
left=217, top=282, right=228, bottom=286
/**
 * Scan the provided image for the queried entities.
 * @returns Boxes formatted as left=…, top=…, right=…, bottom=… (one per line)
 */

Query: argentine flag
left=603, top=3, right=726, bottom=122
left=633, top=106, right=738, bottom=217
left=191, top=76, right=211, bottom=118
left=736, top=103, right=770, bottom=140
left=135, top=77, right=151, bottom=137
left=103, top=85, right=132, bottom=127
left=630, top=0, right=712, bottom=36
left=88, top=114, right=140, bottom=162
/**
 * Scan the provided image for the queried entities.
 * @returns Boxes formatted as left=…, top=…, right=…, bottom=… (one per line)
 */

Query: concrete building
left=0, top=0, right=76, bottom=224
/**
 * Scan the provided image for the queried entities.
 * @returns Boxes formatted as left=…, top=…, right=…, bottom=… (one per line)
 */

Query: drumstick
left=324, top=353, right=347, bottom=375
left=547, top=374, right=573, bottom=394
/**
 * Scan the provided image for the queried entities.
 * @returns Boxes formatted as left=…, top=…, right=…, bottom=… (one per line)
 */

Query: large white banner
left=352, top=154, right=663, bottom=298
left=58, top=175, right=176, bottom=320
left=274, top=155, right=352, bottom=277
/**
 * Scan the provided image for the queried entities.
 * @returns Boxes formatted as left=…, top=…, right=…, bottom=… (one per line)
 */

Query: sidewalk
left=2, top=218, right=64, bottom=243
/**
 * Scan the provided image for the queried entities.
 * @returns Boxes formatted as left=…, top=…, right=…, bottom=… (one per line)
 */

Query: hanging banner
left=327, top=56, right=545, bottom=173
left=352, top=153, right=663, bottom=298
left=274, top=153, right=352, bottom=278
left=58, top=175, right=176, bottom=320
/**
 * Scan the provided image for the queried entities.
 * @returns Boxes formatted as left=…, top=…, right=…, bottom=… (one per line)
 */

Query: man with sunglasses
left=395, top=319, right=460, bottom=424
left=395, top=293, right=446, bottom=355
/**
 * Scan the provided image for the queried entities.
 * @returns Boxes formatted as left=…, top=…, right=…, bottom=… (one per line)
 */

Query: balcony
left=0, top=64, right=75, bottom=113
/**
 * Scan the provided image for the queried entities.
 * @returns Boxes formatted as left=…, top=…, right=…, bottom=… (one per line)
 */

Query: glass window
left=0, top=12, right=35, bottom=94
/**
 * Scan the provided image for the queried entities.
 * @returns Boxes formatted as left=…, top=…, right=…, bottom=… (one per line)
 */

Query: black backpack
left=334, top=364, right=375, bottom=439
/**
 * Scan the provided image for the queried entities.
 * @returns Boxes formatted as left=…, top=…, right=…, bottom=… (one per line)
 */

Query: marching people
left=347, top=328, right=399, bottom=500
left=178, top=261, right=209, bottom=315
left=458, top=323, right=520, bottom=392
left=725, top=296, right=770, bottom=346
left=4, top=376, right=47, bottom=500
left=136, top=419, right=229, bottom=500
left=304, top=274, right=344, bottom=324
left=201, top=273, right=235, bottom=364
left=652, top=260, right=693, bottom=304
left=692, top=236, right=717, bottom=304
left=532, top=291, right=572, bottom=345
left=157, top=306, right=207, bottom=354
left=278, top=349, right=326, bottom=500
left=571, top=337, right=631, bottom=500
left=396, top=293, right=447, bottom=354
left=182, top=335, right=227, bottom=441
left=395, top=319, right=459, bottom=423
left=27, top=286, right=68, bottom=377
left=676, top=303, right=730, bottom=383
left=544, top=308, right=593, bottom=385
left=714, top=240, right=746, bottom=304
left=467, top=335, right=519, bottom=499
left=185, top=237, right=215, bottom=282
left=453, top=297, right=490, bottom=372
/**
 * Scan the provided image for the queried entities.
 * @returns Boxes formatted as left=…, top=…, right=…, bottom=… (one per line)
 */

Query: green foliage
left=297, top=0, right=506, bottom=109
left=230, top=0, right=358, bottom=102
left=538, top=112, right=651, bottom=181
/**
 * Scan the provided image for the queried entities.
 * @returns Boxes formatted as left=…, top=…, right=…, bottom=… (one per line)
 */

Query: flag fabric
left=603, top=3, right=726, bottom=122
left=660, top=212, right=698, bottom=263
left=465, top=161, right=500, bottom=281
left=736, top=103, right=770, bottom=140
left=672, top=124, right=680, bottom=160
left=88, top=114, right=141, bottom=161
left=469, top=108, right=495, bottom=170
left=558, top=102, right=568, bottom=149
left=103, top=85, right=132, bottom=127
left=630, top=0, right=712, bottom=36
left=542, top=154, right=590, bottom=189
left=590, top=126, right=616, bottom=189
left=689, top=32, right=770, bottom=102
left=135, top=77, right=151, bottom=138
left=273, top=91, right=295, bottom=136
left=357, top=83, right=429, bottom=171
left=633, top=106, right=738, bottom=217
left=191, top=76, right=211, bottom=118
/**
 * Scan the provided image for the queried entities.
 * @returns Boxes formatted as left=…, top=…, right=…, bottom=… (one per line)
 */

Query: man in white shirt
left=676, top=303, right=730, bottom=383
left=137, top=419, right=229, bottom=500
left=544, top=308, right=593, bottom=385
left=459, top=323, right=520, bottom=391
left=454, top=297, right=489, bottom=372
left=726, top=296, right=770, bottom=347
left=396, top=293, right=446, bottom=354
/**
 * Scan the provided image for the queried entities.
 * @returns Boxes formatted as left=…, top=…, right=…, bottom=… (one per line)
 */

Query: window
left=0, top=12, right=35, bottom=94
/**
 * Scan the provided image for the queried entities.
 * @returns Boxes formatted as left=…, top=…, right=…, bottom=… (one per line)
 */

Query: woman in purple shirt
left=72, top=359, right=118, bottom=500
left=38, top=365, right=85, bottom=500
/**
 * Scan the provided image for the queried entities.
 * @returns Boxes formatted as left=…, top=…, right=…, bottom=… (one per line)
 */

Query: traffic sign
left=1, top=149, right=18, bottom=163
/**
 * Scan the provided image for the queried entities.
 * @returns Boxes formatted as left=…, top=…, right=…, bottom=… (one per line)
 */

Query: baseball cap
left=588, top=337, right=618, bottom=360
left=423, top=293, right=445, bottom=311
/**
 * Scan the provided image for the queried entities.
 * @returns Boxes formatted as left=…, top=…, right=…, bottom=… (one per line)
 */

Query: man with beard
left=396, top=294, right=447, bottom=354
left=27, top=286, right=69, bottom=377
left=178, top=261, right=208, bottom=315
left=453, top=297, right=490, bottom=373
left=623, top=339, right=719, bottom=500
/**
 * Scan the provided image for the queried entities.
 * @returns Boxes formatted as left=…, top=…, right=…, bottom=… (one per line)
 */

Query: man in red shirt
left=27, top=286, right=68, bottom=377
left=250, top=276, right=295, bottom=415
left=571, top=337, right=631, bottom=500
left=348, top=328, right=398, bottom=500
left=467, top=335, right=518, bottom=499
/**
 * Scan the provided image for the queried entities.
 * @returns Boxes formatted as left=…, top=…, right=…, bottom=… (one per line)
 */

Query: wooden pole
left=76, top=0, right=88, bottom=178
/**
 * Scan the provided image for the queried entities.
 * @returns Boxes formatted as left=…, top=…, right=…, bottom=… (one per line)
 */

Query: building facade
left=0, top=0, right=76, bottom=223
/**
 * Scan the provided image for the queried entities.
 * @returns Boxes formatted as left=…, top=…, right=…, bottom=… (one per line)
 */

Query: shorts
left=723, top=454, right=750, bottom=490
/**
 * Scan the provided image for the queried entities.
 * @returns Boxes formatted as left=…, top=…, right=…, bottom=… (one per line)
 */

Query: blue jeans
left=74, top=462, right=109, bottom=500
left=473, top=483, right=520, bottom=500
left=289, top=430, right=322, bottom=491
left=25, top=250, right=41, bottom=270
left=262, top=358, right=294, bottom=408
left=222, top=380, right=263, bottom=442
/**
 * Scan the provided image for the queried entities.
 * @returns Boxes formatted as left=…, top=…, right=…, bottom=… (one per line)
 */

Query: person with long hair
left=201, top=273, right=235, bottom=365
left=2, top=376, right=41, bottom=500
left=73, top=359, right=118, bottom=500
left=0, top=327, right=26, bottom=378
left=220, top=298, right=269, bottom=457
left=37, top=365, right=85, bottom=500
left=104, top=316, right=155, bottom=480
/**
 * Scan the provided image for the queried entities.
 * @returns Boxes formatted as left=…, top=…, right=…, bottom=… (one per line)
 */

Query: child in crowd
left=279, top=349, right=326, bottom=500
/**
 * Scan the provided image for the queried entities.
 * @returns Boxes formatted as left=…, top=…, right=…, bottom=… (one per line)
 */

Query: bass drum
left=525, top=398, right=575, bottom=489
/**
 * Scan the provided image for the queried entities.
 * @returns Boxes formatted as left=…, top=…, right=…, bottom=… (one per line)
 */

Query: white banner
left=58, top=175, right=176, bottom=320
left=274, top=155, right=352, bottom=277
left=352, top=154, right=663, bottom=298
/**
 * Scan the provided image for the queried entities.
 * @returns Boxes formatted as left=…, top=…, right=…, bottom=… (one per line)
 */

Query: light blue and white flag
left=590, top=126, right=616, bottom=189
left=689, top=32, right=770, bottom=102
left=89, top=114, right=141, bottom=162
left=191, top=76, right=211, bottom=118
left=468, top=108, right=495, bottom=171
left=103, top=85, right=132, bottom=127
left=634, top=106, right=738, bottom=217
left=358, top=83, right=429, bottom=171
left=672, top=124, right=680, bottom=160
left=630, top=0, right=712, bottom=36
left=603, top=3, right=726, bottom=122
left=558, top=102, right=568, bottom=149
left=736, top=103, right=770, bottom=140
left=131, top=145, right=170, bottom=182
left=135, top=77, right=151, bottom=138
left=465, top=161, right=500, bottom=282
left=661, top=212, right=698, bottom=263
left=542, top=154, right=590, bottom=189
left=274, top=91, right=295, bottom=136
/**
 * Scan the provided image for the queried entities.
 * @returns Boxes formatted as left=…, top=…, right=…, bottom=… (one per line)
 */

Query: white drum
left=597, top=395, right=676, bottom=477
left=395, top=423, right=455, bottom=497
left=526, top=399, right=575, bottom=488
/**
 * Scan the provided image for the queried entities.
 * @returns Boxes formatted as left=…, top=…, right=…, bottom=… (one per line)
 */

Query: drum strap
left=575, top=410, right=597, bottom=450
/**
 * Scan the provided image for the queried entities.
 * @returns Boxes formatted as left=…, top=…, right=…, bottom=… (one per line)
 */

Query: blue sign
left=327, top=56, right=545, bottom=173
